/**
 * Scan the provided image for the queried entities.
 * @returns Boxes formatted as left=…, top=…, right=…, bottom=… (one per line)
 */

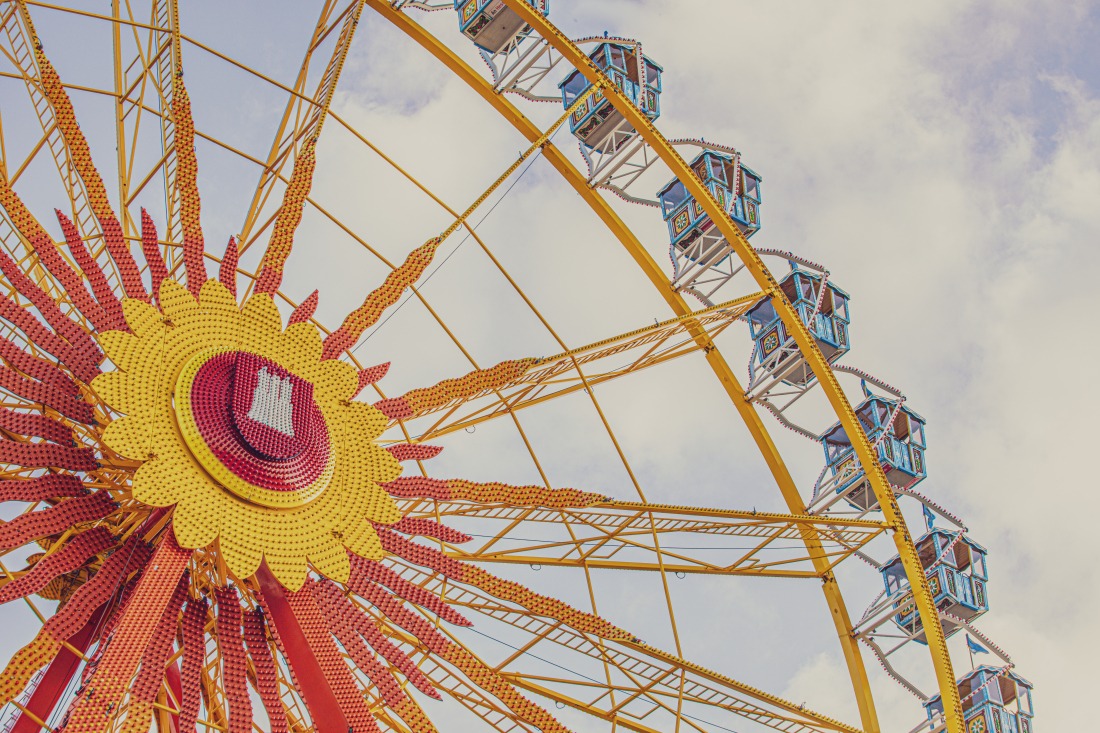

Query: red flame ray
left=0, top=527, right=113, bottom=604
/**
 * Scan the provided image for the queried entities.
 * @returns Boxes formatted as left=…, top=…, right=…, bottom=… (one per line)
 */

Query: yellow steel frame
left=413, top=499, right=890, bottom=578
left=0, top=1, right=965, bottom=730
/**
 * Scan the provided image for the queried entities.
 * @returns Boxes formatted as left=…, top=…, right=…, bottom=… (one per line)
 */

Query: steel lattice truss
left=0, top=1, right=1021, bottom=733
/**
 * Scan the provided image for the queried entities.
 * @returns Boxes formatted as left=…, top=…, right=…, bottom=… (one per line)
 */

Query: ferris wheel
left=0, top=1, right=1033, bottom=733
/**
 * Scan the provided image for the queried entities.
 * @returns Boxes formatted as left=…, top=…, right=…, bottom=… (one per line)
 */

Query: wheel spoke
left=382, top=293, right=763, bottom=440
left=408, top=499, right=888, bottom=578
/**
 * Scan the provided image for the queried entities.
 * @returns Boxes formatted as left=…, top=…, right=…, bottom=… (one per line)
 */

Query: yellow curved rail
left=503, top=2, right=964, bottom=730
left=361, top=2, right=900, bottom=729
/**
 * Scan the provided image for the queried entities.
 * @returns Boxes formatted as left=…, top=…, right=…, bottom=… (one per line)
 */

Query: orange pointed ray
left=255, top=139, right=317, bottom=295
left=384, top=476, right=606, bottom=508
left=288, top=289, right=318, bottom=326
left=61, top=536, right=191, bottom=732
left=374, top=357, right=539, bottom=421
left=322, top=237, right=442, bottom=359
left=141, top=209, right=170, bottom=302
left=220, top=235, right=239, bottom=297
left=385, top=443, right=442, bottom=462
left=171, top=74, right=208, bottom=297
left=353, top=362, right=391, bottom=398
left=33, top=46, right=148, bottom=301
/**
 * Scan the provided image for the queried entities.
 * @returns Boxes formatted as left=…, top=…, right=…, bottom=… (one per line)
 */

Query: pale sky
left=1, top=1, right=1096, bottom=731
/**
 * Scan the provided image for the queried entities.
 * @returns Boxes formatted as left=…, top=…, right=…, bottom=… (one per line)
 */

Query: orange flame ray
left=241, top=610, right=290, bottom=733
left=0, top=491, right=114, bottom=551
left=255, top=140, right=317, bottom=295
left=384, top=476, right=606, bottom=509
left=374, top=357, right=539, bottom=421
left=0, top=474, right=86, bottom=503
left=322, top=238, right=443, bottom=359
left=62, top=537, right=191, bottom=732
left=0, top=332, right=79, bottom=393
left=0, top=438, right=96, bottom=473
left=34, top=47, right=148, bottom=302
left=214, top=586, right=254, bottom=733
left=116, top=572, right=190, bottom=733
left=171, top=75, right=208, bottom=297
left=0, top=407, right=72, bottom=444
left=178, top=598, right=208, bottom=732
left=0, top=358, right=91, bottom=423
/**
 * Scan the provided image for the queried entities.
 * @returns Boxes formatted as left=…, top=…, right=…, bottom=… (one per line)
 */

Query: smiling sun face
left=93, top=278, right=402, bottom=590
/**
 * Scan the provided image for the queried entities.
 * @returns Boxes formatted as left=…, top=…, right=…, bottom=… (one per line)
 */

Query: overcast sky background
left=1, top=1, right=1096, bottom=731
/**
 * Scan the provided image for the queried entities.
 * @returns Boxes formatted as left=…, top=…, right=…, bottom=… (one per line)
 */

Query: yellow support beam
left=237, top=0, right=365, bottom=253
left=498, top=4, right=963, bottom=729
left=397, top=293, right=761, bottom=439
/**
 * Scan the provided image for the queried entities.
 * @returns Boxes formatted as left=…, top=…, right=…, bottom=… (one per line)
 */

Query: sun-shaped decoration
left=94, top=278, right=401, bottom=590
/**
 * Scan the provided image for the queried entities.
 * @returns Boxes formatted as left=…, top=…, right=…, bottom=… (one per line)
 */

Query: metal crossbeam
left=406, top=500, right=889, bottom=578
left=400, top=293, right=763, bottom=441
left=376, top=561, right=860, bottom=733
left=237, top=0, right=366, bottom=253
